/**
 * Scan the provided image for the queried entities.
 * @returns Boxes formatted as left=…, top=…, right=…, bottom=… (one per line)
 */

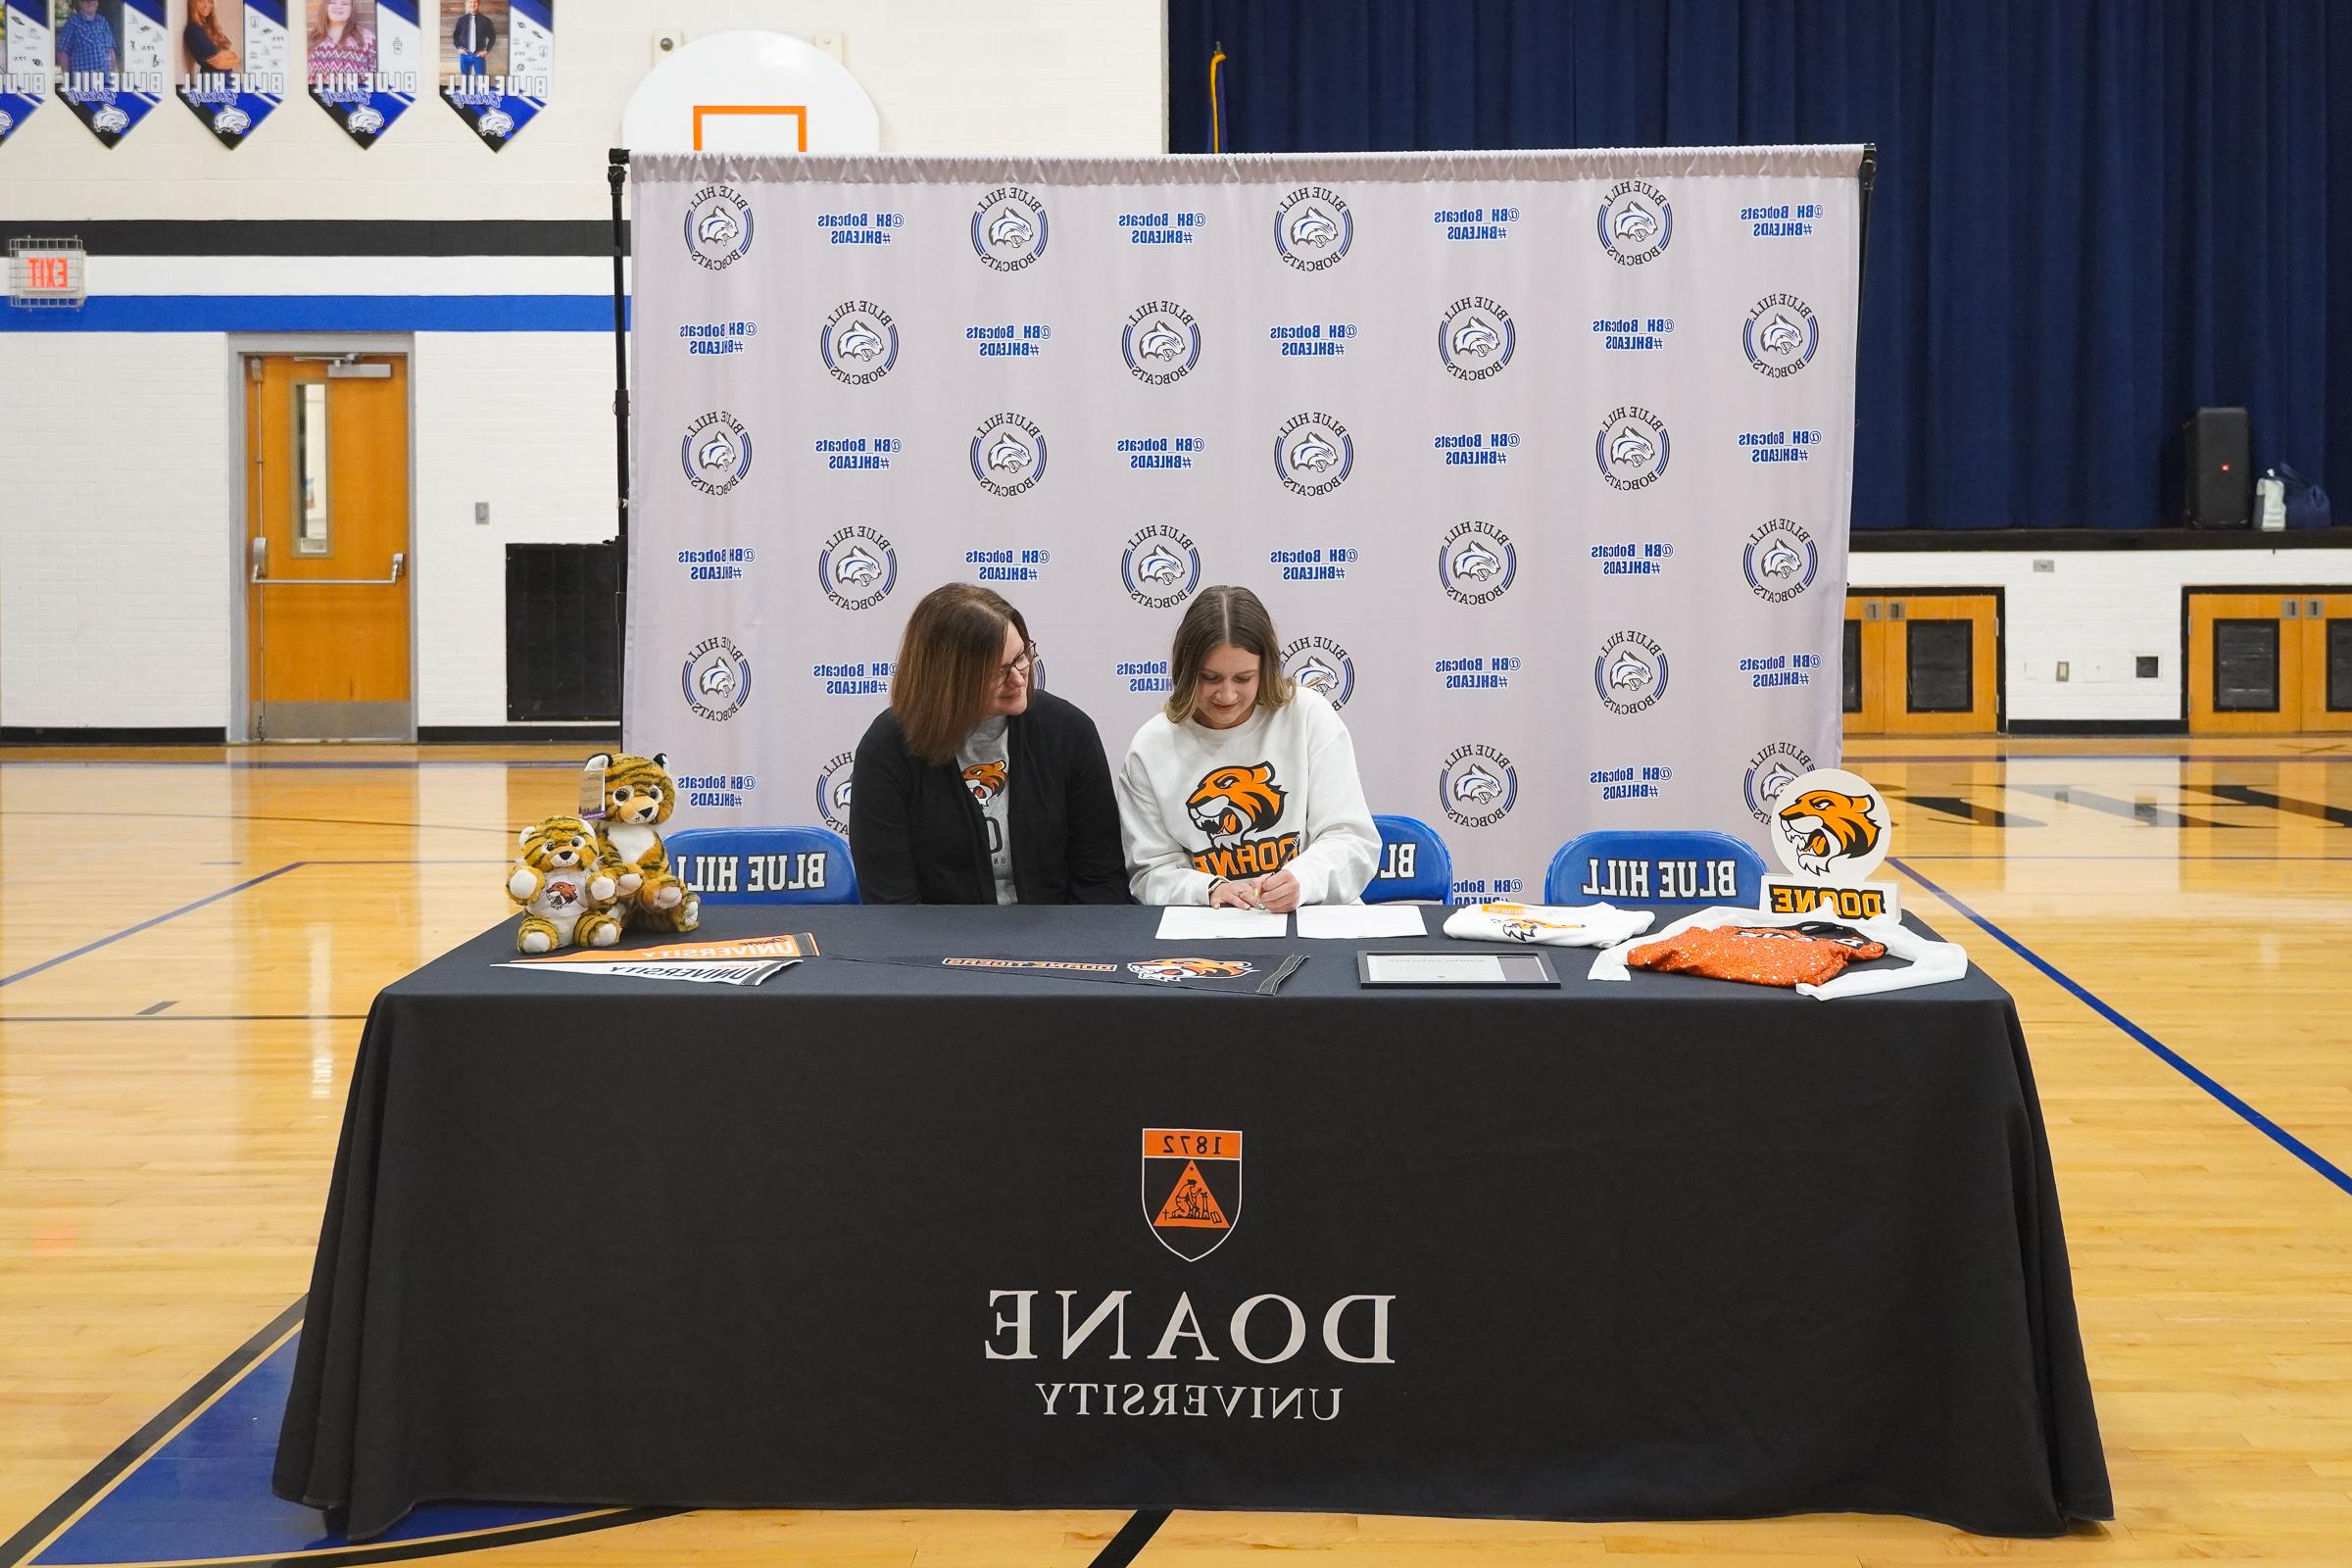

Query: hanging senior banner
left=303, top=0, right=416, bottom=145
left=175, top=0, right=289, bottom=146
left=437, top=0, right=547, bottom=149
left=626, top=148, right=1864, bottom=899
left=53, top=0, right=166, bottom=145
left=0, top=0, right=51, bottom=143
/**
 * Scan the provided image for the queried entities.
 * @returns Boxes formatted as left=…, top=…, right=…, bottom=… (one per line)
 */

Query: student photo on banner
left=304, top=0, right=368, bottom=75
left=182, top=0, right=237, bottom=70
left=437, top=0, right=543, bottom=148
left=54, top=0, right=164, bottom=144
left=1, top=0, right=56, bottom=144
left=177, top=0, right=286, bottom=145
left=55, top=0, right=121, bottom=75
left=441, top=0, right=499, bottom=77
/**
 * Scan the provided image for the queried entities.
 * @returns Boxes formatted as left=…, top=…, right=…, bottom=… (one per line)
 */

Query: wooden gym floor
left=2, top=736, right=2349, bottom=1566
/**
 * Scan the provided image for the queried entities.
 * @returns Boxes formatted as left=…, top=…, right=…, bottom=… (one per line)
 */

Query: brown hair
left=1162, top=584, right=1293, bottom=725
left=891, top=583, right=1031, bottom=764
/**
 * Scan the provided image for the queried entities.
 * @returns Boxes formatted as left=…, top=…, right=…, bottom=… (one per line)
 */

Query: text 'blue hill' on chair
left=1364, top=814, right=1453, bottom=904
left=1544, top=829, right=1766, bottom=907
left=662, top=825, right=860, bottom=906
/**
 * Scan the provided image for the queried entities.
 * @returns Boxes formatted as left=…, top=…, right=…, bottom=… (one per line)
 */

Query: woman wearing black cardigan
left=850, top=584, right=1129, bottom=904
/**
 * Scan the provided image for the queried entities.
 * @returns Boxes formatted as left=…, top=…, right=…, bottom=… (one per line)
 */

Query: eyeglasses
left=1000, top=642, right=1038, bottom=680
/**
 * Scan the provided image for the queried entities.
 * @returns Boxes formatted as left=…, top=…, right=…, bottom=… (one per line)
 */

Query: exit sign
left=8, top=240, right=87, bottom=308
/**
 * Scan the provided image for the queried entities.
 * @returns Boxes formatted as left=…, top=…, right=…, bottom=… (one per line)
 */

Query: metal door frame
left=224, top=334, right=416, bottom=743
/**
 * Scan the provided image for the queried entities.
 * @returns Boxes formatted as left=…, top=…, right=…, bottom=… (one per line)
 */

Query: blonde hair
left=891, top=584, right=1031, bottom=764
left=1162, top=585, right=1293, bottom=726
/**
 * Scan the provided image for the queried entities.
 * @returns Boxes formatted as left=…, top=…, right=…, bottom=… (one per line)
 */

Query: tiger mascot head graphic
left=1776, top=788, right=1883, bottom=877
left=961, top=759, right=1006, bottom=805
left=586, top=752, right=679, bottom=827
left=1186, top=763, right=1287, bottom=843
left=1127, top=958, right=1256, bottom=984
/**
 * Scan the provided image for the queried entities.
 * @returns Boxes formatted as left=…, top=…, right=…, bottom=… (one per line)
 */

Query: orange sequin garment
left=1627, top=924, right=1887, bottom=989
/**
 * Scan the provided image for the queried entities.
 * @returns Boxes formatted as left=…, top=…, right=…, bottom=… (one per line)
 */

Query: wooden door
left=1843, top=600, right=1887, bottom=732
left=1844, top=592, right=2000, bottom=735
left=2296, top=594, right=2352, bottom=734
left=244, top=355, right=412, bottom=740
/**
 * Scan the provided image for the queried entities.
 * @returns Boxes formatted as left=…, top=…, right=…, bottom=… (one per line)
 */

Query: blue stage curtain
left=1169, top=0, right=2352, bottom=531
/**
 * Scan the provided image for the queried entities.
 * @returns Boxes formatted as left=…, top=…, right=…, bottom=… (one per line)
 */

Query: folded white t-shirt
left=1441, top=901, right=1654, bottom=949
left=1586, top=906, right=1968, bottom=1000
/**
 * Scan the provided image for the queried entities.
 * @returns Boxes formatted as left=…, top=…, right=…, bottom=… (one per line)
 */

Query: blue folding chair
left=1544, top=829, right=1766, bottom=906
left=662, top=825, right=860, bottom=906
left=1364, top=813, right=1453, bottom=903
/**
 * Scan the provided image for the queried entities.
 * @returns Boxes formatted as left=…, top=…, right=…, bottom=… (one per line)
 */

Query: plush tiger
left=1185, top=762, right=1287, bottom=843
left=507, top=815, right=625, bottom=954
left=585, top=751, right=700, bottom=933
left=1776, top=788, right=1884, bottom=878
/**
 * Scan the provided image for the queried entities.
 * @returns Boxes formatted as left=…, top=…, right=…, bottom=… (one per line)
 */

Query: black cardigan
left=848, top=689, right=1131, bottom=905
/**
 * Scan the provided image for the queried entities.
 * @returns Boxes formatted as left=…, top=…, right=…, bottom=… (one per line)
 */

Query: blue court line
left=0, top=864, right=303, bottom=991
left=1902, top=854, right=2352, bottom=861
left=1890, top=857, right=2352, bottom=1198
left=1855, top=754, right=2352, bottom=764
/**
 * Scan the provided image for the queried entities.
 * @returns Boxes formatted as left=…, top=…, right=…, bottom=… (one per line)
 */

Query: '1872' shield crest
left=1142, top=1128, right=1243, bottom=1261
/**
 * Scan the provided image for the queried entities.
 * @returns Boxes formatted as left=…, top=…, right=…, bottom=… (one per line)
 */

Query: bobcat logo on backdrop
left=1273, top=413, right=1353, bottom=498
left=1595, top=406, right=1669, bottom=491
left=971, top=185, right=1049, bottom=270
left=1280, top=636, right=1355, bottom=710
left=1743, top=294, right=1819, bottom=377
left=1742, top=519, right=1819, bottom=603
left=1593, top=630, right=1669, bottom=715
left=681, top=411, right=754, bottom=497
left=1439, top=743, right=1517, bottom=829
left=1438, top=297, right=1516, bottom=380
left=821, top=301, right=899, bottom=386
left=1122, top=301, right=1202, bottom=386
left=1121, top=524, right=1202, bottom=610
left=681, top=636, right=752, bottom=721
left=1438, top=520, right=1517, bottom=607
left=1741, top=742, right=1815, bottom=823
left=685, top=184, right=755, bottom=270
left=814, top=752, right=856, bottom=835
left=1597, top=179, right=1673, bottom=264
left=1274, top=185, right=1353, bottom=270
left=971, top=413, right=1049, bottom=497
left=818, top=525, right=897, bottom=612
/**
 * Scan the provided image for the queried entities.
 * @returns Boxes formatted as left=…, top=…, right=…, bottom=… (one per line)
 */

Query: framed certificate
left=1356, top=951, right=1560, bottom=988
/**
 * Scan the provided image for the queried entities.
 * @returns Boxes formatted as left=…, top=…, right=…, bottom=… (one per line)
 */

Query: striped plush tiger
left=507, top=815, right=625, bottom=954
left=584, top=752, right=700, bottom=933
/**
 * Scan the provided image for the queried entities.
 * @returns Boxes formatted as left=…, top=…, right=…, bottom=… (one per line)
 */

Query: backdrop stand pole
left=1856, top=143, right=1878, bottom=307
left=609, top=146, right=631, bottom=743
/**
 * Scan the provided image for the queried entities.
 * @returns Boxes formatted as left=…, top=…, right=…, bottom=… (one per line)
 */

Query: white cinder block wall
left=1853, top=547, right=2352, bottom=724
left=0, top=0, right=1167, bottom=733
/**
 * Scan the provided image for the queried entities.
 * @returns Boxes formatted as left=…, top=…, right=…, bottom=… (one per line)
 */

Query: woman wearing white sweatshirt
left=1116, top=585, right=1380, bottom=909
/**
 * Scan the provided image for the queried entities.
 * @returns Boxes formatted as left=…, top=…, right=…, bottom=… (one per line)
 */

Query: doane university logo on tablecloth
left=1143, top=1127, right=1243, bottom=1261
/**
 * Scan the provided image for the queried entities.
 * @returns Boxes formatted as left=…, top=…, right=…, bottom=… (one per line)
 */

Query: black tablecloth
left=274, top=905, right=2110, bottom=1539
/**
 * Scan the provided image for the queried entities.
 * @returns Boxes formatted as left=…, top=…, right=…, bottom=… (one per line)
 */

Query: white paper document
left=1154, top=906, right=1288, bottom=940
left=1295, top=905, right=1429, bottom=940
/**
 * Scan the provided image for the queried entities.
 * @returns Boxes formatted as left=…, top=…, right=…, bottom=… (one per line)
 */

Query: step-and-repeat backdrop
left=626, top=147, right=1863, bottom=899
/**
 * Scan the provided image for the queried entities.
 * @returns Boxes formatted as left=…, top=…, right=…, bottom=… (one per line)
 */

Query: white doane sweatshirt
left=1116, top=689, right=1379, bottom=906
